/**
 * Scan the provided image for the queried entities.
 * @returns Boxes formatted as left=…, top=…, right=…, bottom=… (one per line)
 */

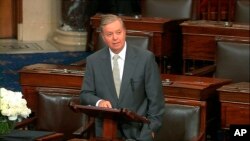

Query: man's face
left=101, top=20, right=126, bottom=54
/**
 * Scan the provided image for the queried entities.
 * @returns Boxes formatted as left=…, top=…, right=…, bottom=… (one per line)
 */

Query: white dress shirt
left=109, top=42, right=127, bottom=80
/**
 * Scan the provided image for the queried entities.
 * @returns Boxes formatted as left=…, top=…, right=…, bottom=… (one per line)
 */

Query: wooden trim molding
left=16, top=0, right=22, bottom=23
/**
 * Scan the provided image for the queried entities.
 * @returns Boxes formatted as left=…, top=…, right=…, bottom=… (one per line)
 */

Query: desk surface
left=19, top=63, right=84, bottom=76
left=161, top=74, right=231, bottom=100
left=161, top=74, right=231, bottom=89
left=218, top=82, right=250, bottom=104
left=181, top=20, right=249, bottom=29
left=181, top=20, right=250, bottom=37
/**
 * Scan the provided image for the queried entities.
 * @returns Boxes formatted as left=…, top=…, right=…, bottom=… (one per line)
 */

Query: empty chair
left=154, top=98, right=206, bottom=141
left=215, top=39, right=250, bottom=82
left=16, top=88, right=88, bottom=140
left=37, top=92, right=86, bottom=140
left=142, top=0, right=194, bottom=19
left=141, top=0, right=194, bottom=74
left=185, top=37, right=250, bottom=83
left=234, top=0, right=250, bottom=24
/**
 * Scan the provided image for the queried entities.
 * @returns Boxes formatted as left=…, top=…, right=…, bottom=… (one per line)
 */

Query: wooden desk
left=181, top=20, right=250, bottom=73
left=1, top=130, right=63, bottom=141
left=89, top=14, right=184, bottom=73
left=19, top=63, right=84, bottom=112
left=217, top=82, right=250, bottom=129
left=161, top=74, right=231, bottom=100
left=161, top=74, right=231, bottom=141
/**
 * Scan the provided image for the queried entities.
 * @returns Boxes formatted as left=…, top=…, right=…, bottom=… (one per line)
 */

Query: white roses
left=0, top=88, right=31, bottom=121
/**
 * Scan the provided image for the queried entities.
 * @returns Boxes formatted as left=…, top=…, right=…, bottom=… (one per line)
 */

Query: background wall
left=18, top=0, right=61, bottom=41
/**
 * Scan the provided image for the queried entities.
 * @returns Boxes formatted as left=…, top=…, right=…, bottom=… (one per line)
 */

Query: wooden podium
left=70, top=103, right=150, bottom=141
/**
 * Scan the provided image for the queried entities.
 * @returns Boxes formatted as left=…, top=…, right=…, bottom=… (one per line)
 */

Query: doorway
left=0, top=0, right=22, bottom=39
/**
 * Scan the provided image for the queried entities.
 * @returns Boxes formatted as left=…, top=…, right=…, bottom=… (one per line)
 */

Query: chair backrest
left=126, top=35, right=150, bottom=50
left=36, top=89, right=86, bottom=140
left=154, top=98, right=206, bottom=141
left=234, top=0, right=250, bottom=24
left=155, top=104, right=200, bottom=141
left=142, top=0, right=194, bottom=19
left=215, top=38, right=250, bottom=82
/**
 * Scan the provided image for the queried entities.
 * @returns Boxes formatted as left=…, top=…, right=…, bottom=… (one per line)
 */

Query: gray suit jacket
left=80, top=43, right=165, bottom=141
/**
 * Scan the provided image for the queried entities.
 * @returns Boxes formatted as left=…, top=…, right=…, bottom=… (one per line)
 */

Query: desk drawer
left=183, top=34, right=216, bottom=61
left=163, top=87, right=202, bottom=100
left=221, top=102, right=250, bottom=129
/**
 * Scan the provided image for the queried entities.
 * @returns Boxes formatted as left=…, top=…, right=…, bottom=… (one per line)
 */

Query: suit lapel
left=99, top=48, right=118, bottom=100
left=119, top=46, right=137, bottom=101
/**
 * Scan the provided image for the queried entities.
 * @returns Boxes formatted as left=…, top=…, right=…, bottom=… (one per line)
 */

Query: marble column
left=52, top=0, right=88, bottom=49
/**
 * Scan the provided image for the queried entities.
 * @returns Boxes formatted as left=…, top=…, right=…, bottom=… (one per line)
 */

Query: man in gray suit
left=80, top=14, right=165, bottom=141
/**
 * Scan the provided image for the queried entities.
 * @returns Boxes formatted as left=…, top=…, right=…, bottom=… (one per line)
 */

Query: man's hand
left=152, top=132, right=155, bottom=138
left=98, top=100, right=112, bottom=108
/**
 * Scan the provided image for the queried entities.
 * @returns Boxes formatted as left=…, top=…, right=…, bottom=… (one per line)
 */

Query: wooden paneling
left=0, top=0, right=21, bottom=38
left=196, top=0, right=236, bottom=21
left=0, top=0, right=14, bottom=38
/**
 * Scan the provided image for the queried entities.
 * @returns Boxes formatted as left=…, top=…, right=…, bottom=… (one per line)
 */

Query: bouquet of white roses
left=0, top=87, right=31, bottom=121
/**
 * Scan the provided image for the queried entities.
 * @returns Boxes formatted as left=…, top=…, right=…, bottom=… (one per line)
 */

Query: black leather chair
left=140, top=0, right=195, bottom=74
left=214, top=38, right=250, bottom=82
left=185, top=37, right=250, bottom=83
left=234, top=0, right=250, bottom=24
left=154, top=98, right=206, bottom=141
left=142, top=0, right=194, bottom=19
left=16, top=88, right=88, bottom=141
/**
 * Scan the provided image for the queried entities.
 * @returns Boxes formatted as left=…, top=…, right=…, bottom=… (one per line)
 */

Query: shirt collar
left=109, top=42, right=127, bottom=60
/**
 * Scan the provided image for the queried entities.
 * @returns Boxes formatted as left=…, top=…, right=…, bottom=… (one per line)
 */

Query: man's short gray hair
left=99, top=14, right=125, bottom=32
